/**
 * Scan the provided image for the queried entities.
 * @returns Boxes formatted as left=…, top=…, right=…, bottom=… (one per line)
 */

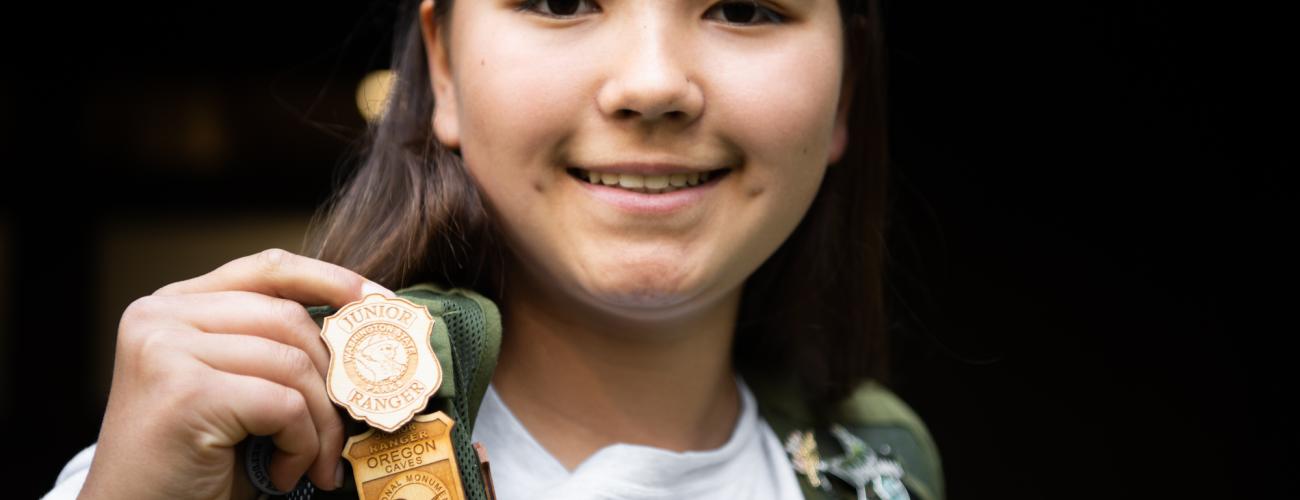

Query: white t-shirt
left=471, top=379, right=804, bottom=500
left=43, top=379, right=804, bottom=499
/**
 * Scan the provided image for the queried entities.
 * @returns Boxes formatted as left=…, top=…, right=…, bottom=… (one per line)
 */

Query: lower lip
left=573, top=175, right=720, bottom=215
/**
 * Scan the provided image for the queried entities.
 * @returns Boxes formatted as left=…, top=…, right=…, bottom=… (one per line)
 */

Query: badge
left=784, top=430, right=828, bottom=489
left=824, top=424, right=909, bottom=500
left=342, top=411, right=466, bottom=500
left=322, top=293, right=442, bottom=432
left=786, top=426, right=910, bottom=500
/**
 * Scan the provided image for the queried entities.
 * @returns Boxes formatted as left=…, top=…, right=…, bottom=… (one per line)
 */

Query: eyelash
left=515, top=0, right=787, bottom=26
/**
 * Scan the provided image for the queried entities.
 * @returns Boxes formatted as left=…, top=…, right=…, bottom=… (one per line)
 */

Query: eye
left=706, top=0, right=786, bottom=26
left=515, top=0, right=785, bottom=25
left=516, top=0, right=600, bottom=18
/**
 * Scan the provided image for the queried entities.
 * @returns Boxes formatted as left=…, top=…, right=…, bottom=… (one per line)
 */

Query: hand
left=80, top=249, right=394, bottom=499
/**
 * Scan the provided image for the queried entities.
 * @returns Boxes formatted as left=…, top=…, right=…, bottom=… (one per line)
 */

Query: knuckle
left=255, top=248, right=294, bottom=275
left=271, top=297, right=312, bottom=330
left=151, top=282, right=179, bottom=296
left=280, top=387, right=311, bottom=421
left=133, top=327, right=170, bottom=355
left=120, top=295, right=163, bottom=326
left=117, top=323, right=167, bottom=364
left=275, top=343, right=315, bottom=379
left=132, top=331, right=177, bottom=373
left=117, top=297, right=184, bottom=366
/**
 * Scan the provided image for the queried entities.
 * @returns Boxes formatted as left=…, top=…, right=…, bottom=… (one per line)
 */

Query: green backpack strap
left=306, top=283, right=502, bottom=500
left=395, top=283, right=503, bottom=425
left=753, top=376, right=945, bottom=500
left=835, top=380, right=944, bottom=500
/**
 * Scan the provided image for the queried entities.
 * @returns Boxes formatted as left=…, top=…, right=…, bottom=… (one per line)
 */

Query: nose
left=596, top=14, right=704, bottom=125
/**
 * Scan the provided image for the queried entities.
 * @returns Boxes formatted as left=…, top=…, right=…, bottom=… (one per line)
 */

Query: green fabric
left=398, top=283, right=503, bottom=425
left=749, top=375, right=945, bottom=500
left=837, top=381, right=944, bottom=500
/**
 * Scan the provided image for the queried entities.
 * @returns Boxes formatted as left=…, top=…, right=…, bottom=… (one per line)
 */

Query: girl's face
left=423, top=0, right=849, bottom=317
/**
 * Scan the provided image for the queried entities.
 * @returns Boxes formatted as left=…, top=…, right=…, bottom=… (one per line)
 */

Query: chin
left=578, top=264, right=704, bottom=312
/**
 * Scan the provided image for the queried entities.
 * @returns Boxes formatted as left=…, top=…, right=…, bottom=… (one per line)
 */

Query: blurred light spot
left=179, top=97, right=226, bottom=169
left=356, top=70, right=395, bottom=122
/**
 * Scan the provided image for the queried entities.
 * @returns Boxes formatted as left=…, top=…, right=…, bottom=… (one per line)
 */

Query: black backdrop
left=2, top=1, right=1290, bottom=498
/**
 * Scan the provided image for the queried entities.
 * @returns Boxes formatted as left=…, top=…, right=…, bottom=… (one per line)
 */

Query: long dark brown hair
left=307, top=0, right=890, bottom=418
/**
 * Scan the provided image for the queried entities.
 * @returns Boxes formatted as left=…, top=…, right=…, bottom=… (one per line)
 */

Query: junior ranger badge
left=321, top=293, right=442, bottom=432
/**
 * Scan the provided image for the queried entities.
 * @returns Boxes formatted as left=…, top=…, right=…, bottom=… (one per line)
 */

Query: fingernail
left=335, top=461, right=346, bottom=489
left=362, top=280, right=396, bottom=298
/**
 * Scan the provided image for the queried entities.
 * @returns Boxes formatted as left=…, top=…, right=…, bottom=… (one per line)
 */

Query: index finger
left=155, top=248, right=395, bottom=308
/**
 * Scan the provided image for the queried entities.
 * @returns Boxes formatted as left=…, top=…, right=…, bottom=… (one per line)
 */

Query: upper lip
left=572, top=162, right=727, bottom=175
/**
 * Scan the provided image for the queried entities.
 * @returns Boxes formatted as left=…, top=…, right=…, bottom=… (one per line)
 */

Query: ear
left=827, top=16, right=865, bottom=167
left=420, top=0, right=461, bottom=151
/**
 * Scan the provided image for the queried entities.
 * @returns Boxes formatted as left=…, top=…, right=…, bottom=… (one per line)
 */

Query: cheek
left=451, top=27, right=595, bottom=182
left=447, top=29, right=595, bottom=274
left=708, top=35, right=842, bottom=173
left=700, top=35, right=843, bottom=284
left=705, top=38, right=842, bottom=227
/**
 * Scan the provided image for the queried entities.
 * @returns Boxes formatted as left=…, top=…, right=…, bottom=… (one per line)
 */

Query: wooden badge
left=322, top=294, right=442, bottom=432
left=343, top=412, right=466, bottom=500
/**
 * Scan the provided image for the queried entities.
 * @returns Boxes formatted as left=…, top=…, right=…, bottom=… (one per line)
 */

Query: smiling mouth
left=566, top=167, right=732, bottom=194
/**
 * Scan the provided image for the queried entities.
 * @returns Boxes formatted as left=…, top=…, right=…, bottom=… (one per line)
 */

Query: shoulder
left=750, top=376, right=944, bottom=500
left=835, top=380, right=944, bottom=500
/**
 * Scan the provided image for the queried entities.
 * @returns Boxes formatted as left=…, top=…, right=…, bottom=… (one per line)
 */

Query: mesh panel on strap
left=403, top=288, right=492, bottom=500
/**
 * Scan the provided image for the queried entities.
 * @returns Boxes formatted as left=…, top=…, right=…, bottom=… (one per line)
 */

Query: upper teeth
left=578, top=169, right=711, bottom=193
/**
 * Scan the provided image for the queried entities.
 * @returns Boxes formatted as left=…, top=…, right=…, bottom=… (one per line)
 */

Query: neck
left=491, top=268, right=742, bottom=470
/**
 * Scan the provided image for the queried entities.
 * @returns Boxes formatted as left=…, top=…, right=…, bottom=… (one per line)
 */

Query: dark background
left=2, top=0, right=1290, bottom=498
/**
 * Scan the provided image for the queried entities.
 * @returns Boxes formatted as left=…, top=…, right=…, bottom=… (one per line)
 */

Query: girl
left=47, top=0, right=941, bottom=498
